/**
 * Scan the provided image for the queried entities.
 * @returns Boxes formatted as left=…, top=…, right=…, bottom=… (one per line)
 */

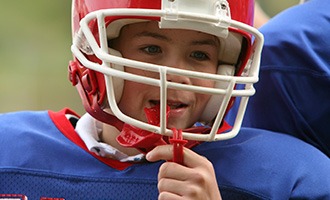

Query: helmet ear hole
left=108, top=48, right=125, bottom=103
left=200, top=64, right=235, bottom=123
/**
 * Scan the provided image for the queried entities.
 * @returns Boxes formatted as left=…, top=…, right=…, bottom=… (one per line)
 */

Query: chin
left=167, top=121, right=189, bottom=130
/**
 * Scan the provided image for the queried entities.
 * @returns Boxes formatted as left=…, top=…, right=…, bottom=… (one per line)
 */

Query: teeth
left=168, top=102, right=181, bottom=107
left=149, top=100, right=186, bottom=109
left=168, top=102, right=185, bottom=109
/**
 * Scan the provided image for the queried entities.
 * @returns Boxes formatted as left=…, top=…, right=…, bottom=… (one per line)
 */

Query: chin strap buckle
left=169, top=129, right=187, bottom=165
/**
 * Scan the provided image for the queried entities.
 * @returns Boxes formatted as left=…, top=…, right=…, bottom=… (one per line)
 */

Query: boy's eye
left=142, top=45, right=161, bottom=54
left=191, top=51, right=209, bottom=60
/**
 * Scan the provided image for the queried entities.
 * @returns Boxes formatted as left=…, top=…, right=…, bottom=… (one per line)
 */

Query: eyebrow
left=134, top=31, right=219, bottom=47
left=135, top=31, right=170, bottom=41
left=191, top=39, right=219, bottom=47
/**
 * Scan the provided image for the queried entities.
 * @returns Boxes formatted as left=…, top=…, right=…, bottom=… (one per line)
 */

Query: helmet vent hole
left=221, top=3, right=227, bottom=10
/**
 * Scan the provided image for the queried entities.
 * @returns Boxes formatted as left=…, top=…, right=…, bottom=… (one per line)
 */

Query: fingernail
left=146, top=152, right=151, bottom=160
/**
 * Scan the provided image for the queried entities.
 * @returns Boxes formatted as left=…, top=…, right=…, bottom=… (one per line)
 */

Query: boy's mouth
left=149, top=100, right=188, bottom=110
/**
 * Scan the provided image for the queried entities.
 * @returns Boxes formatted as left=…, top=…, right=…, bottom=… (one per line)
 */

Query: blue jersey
left=1, top=109, right=330, bottom=199
left=240, top=0, right=330, bottom=157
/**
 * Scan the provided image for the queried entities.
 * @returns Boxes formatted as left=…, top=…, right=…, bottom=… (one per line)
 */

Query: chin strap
left=116, top=105, right=203, bottom=154
left=116, top=105, right=169, bottom=153
left=169, top=128, right=187, bottom=165
left=116, top=104, right=232, bottom=164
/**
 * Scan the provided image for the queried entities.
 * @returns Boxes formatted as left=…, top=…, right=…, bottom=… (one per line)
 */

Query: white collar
left=74, top=113, right=144, bottom=162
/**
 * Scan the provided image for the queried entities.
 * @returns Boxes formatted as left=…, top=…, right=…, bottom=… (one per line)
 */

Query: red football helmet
left=69, top=0, right=263, bottom=141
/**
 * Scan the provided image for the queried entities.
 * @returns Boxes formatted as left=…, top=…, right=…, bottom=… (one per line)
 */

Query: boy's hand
left=146, top=145, right=222, bottom=200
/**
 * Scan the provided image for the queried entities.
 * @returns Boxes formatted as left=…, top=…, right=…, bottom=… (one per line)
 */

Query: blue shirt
left=1, top=109, right=329, bottom=199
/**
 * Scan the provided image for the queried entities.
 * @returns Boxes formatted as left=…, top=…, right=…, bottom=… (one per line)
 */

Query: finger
left=158, top=173, right=207, bottom=199
left=182, top=148, right=213, bottom=169
left=158, top=177, right=183, bottom=195
left=147, top=145, right=211, bottom=168
left=146, top=144, right=174, bottom=162
left=158, top=162, right=212, bottom=191
left=158, top=161, right=192, bottom=181
left=158, top=191, right=182, bottom=200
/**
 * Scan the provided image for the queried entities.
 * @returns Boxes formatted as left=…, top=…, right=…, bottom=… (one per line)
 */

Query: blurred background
left=0, top=0, right=300, bottom=115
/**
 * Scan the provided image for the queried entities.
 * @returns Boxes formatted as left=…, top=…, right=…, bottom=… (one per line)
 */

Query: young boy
left=1, top=0, right=329, bottom=199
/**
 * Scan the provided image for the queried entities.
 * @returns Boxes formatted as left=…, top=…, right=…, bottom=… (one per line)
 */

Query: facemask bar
left=160, top=0, right=231, bottom=38
left=71, top=7, right=264, bottom=141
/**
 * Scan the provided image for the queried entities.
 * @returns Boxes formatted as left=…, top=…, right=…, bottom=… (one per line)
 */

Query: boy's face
left=112, top=21, right=219, bottom=129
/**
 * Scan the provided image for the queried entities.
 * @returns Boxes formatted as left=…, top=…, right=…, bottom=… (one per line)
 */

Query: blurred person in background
left=254, top=2, right=270, bottom=28
left=240, top=0, right=330, bottom=157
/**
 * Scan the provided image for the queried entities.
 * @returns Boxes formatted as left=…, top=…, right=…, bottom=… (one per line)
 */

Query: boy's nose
left=166, top=72, right=190, bottom=84
left=165, top=67, right=191, bottom=85
left=163, top=55, right=192, bottom=84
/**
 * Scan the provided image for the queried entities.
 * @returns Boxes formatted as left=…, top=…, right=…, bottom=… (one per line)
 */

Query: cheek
left=197, top=93, right=212, bottom=107
left=120, top=81, right=138, bottom=99
left=192, top=77, right=216, bottom=88
left=193, top=79, right=214, bottom=108
left=117, top=80, right=153, bottom=121
left=118, top=68, right=153, bottom=103
left=117, top=81, right=141, bottom=114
